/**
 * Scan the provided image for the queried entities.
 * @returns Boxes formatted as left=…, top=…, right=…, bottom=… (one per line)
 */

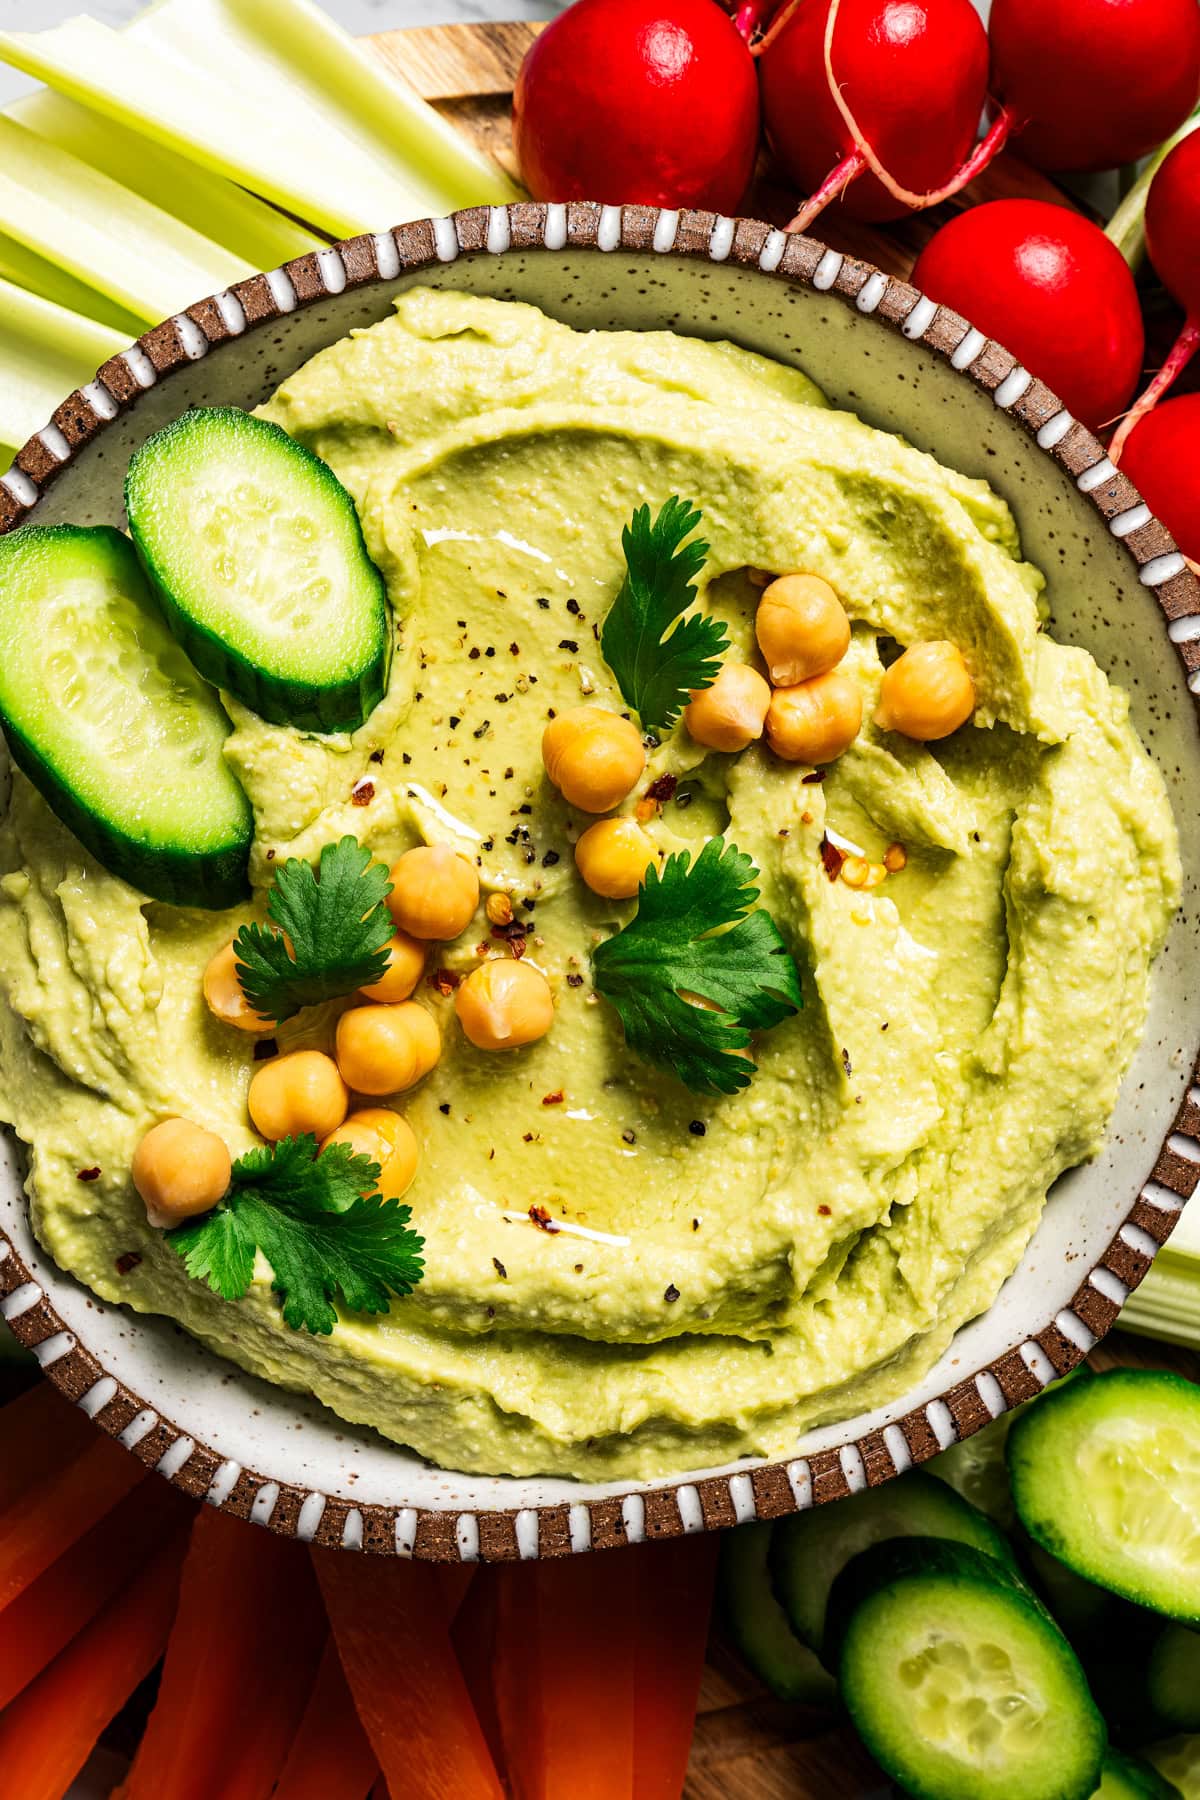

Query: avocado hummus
left=0, top=290, right=1180, bottom=1480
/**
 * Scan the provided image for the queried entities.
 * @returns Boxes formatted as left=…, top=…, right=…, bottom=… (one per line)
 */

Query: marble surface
left=0, top=0, right=567, bottom=106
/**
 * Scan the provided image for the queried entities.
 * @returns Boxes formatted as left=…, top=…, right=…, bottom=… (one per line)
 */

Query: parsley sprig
left=600, top=496, right=728, bottom=735
left=592, top=837, right=803, bottom=1095
left=168, top=1135, right=425, bottom=1335
left=234, top=835, right=393, bottom=1024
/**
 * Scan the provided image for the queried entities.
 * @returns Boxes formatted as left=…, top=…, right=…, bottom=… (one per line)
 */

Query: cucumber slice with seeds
left=829, top=1537, right=1106, bottom=1800
left=1008, top=1370, right=1200, bottom=1625
left=769, top=1467, right=1018, bottom=1663
left=0, top=526, right=251, bottom=908
left=125, top=408, right=389, bottom=733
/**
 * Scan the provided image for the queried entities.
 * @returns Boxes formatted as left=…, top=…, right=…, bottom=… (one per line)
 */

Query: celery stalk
left=0, top=229, right=144, bottom=338
left=1108, top=104, right=1200, bottom=271
left=10, top=88, right=322, bottom=271
left=0, top=276, right=126, bottom=462
left=0, top=0, right=519, bottom=242
left=0, top=114, right=249, bottom=325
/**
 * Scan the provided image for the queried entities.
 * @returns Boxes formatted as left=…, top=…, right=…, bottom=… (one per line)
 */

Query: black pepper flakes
left=692, top=1218, right=700, bottom=1231
left=439, top=1102, right=451, bottom=1116
left=664, top=1283, right=680, bottom=1303
left=449, top=716, right=461, bottom=730
left=474, top=720, right=491, bottom=739
left=841, top=1048, right=853, bottom=1077
left=566, top=598, right=581, bottom=615
left=115, top=1251, right=142, bottom=1275
left=369, top=748, right=385, bottom=764
left=536, top=597, right=550, bottom=609
left=558, top=638, right=579, bottom=653
left=622, top=1128, right=636, bottom=1144
left=566, top=973, right=584, bottom=988
left=689, top=1120, right=706, bottom=1137
left=542, top=849, right=560, bottom=867
left=493, top=1257, right=508, bottom=1279
left=469, top=647, right=481, bottom=660
left=802, top=769, right=827, bottom=785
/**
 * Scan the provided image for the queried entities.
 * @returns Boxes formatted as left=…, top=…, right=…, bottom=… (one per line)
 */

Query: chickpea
left=542, top=705, right=646, bottom=812
left=455, top=958, right=554, bottom=1051
left=202, top=942, right=274, bottom=1034
left=132, top=1117, right=231, bottom=1230
left=756, top=574, right=851, bottom=686
left=387, top=844, right=479, bottom=942
left=684, top=662, right=771, bottom=753
left=335, top=1001, right=440, bottom=1096
left=359, top=930, right=426, bottom=1003
left=575, top=817, right=656, bottom=899
left=765, top=670, right=863, bottom=764
left=874, top=640, right=976, bottom=741
left=321, top=1107, right=419, bottom=1201
left=248, top=1050, right=349, bottom=1143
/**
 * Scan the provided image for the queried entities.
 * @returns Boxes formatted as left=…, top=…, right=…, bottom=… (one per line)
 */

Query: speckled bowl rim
left=1, top=202, right=1198, bottom=1563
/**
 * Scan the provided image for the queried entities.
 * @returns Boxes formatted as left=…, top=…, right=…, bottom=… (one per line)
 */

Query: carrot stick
left=118, top=1508, right=326, bottom=1800
left=0, top=1475, right=192, bottom=1710
left=314, top=1548, right=503, bottom=1800
left=491, top=1552, right=640, bottom=1800
left=0, top=1535, right=184, bottom=1800
left=632, top=1535, right=720, bottom=1800
left=484, top=1537, right=719, bottom=1800
left=0, top=1427, right=145, bottom=1610
left=272, top=1636, right=379, bottom=1800
left=0, top=1379, right=110, bottom=1512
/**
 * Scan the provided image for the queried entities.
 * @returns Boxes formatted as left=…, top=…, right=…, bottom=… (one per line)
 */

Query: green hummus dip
left=0, top=290, right=1180, bottom=1479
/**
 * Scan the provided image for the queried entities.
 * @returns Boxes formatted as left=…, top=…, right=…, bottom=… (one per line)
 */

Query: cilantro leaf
left=600, top=496, right=729, bottom=735
left=592, top=837, right=803, bottom=1095
left=234, top=835, right=393, bottom=1023
left=168, top=1134, right=425, bottom=1335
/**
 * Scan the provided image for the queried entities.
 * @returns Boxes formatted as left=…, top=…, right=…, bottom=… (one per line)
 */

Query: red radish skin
left=911, top=201, right=1145, bottom=434
left=1119, top=394, right=1200, bottom=563
left=512, top=0, right=759, bottom=215
left=758, top=0, right=993, bottom=226
left=1111, top=132, right=1200, bottom=461
left=990, top=0, right=1200, bottom=173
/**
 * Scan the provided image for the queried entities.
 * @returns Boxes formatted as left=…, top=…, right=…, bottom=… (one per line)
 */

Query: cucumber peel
left=0, top=525, right=251, bottom=908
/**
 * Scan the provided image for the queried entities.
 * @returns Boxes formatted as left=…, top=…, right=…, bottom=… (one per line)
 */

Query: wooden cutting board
left=359, top=26, right=1196, bottom=1798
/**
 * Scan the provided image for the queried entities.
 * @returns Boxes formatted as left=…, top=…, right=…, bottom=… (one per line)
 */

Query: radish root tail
left=1110, top=317, right=1200, bottom=461
left=769, top=0, right=1017, bottom=232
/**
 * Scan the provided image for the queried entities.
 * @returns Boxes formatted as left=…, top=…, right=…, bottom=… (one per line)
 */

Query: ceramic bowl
left=2, top=203, right=1198, bottom=1562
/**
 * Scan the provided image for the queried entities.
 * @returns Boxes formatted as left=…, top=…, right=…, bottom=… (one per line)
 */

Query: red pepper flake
left=820, top=835, right=846, bottom=881
left=351, top=778, right=375, bottom=807
left=645, top=772, right=678, bottom=805
left=115, top=1251, right=142, bottom=1275
left=76, top=1166, right=101, bottom=1182
left=529, top=1204, right=559, bottom=1233
left=428, top=968, right=461, bottom=996
left=542, top=1090, right=564, bottom=1106
left=818, top=1204, right=832, bottom=1217
left=509, top=935, right=528, bottom=960
left=802, top=768, right=827, bottom=785
left=664, top=1283, right=680, bottom=1303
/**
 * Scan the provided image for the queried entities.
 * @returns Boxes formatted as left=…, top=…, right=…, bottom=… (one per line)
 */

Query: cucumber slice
left=829, top=1537, right=1106, bottom=1800
left=718, top=1523, right=839, bottom=1707
left=1148, top=1628, right=1200, bottom=1735
left=769, top=1467, right=1017, bottom=1662
left=125, top=408, right=390, bottom=733
left=1095, top=1750, right=1182, bottom=1799
left=1146, top=1736, right=1200, bottom=1799
left=0, top=526, right=251, bottom=908
left=1008, top=1370, right=1200, bottom=1624
left=1027, top=1542, right=1129, bottom=1644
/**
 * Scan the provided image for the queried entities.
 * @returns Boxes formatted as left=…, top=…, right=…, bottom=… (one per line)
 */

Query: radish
left=988, top=0, right=1200, bottom=173
left=512, top=0, right=760, bottom=215
left=1119, top=394, right=1200, bottom=563
left=757, top=0, right=1005, bottom=231
left=911, top=201, right=1145, bottom=434
left=1110, top=131, right=1200, bottom=461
